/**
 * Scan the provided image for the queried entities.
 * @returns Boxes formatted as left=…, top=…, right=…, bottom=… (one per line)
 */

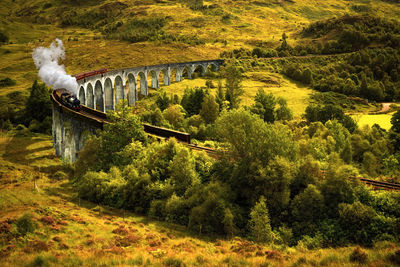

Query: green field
left=353, top=113, right=394, bottom=130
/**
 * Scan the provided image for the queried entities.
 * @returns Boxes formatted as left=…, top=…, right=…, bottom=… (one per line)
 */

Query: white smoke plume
left=32, top=39, right=78, bottom=95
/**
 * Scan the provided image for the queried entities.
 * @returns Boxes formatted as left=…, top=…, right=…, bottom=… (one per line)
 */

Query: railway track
left=355, top=177, right=400, bottom=191
left=52, top=90, right=218, bottom=156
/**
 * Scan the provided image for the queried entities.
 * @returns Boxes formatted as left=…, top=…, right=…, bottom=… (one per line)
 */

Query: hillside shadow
left=3, top=134, right=56, bottom=168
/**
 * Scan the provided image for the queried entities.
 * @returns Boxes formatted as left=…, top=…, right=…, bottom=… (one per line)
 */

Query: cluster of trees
left=74, top=103, right=400, bottom=247
left=283, top=48, right=400, bottom=101
left=0, top=80, right=52, bottom=133
left=221, top=15, right=400, bottom=60
left=141, top=64, right=244, bottom=140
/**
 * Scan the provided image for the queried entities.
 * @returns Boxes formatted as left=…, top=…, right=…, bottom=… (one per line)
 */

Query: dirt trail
left=379, top=103, right=393, bottom=113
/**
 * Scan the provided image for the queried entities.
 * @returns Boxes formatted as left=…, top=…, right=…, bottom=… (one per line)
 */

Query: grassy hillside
left=1, top=0, right=400, bottom=113
left=1, top=132, right=400, bottom=266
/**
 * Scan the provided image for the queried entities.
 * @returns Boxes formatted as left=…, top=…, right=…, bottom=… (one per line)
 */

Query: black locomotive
left=55, top=89, right=81, bottom=111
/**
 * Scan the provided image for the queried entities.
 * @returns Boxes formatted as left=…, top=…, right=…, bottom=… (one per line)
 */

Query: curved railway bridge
left=52, top=60, right=222, bottom=162
left=75, top=59, right=224, bottom=111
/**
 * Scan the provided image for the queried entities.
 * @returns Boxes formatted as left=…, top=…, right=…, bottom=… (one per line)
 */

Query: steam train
left=73, top=68, right=108, bottom=81
left=54, top=89, right=81, bottom=111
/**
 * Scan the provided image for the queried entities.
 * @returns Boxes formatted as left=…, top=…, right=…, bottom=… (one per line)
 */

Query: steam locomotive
left=54, top=89, right=81, bottom=111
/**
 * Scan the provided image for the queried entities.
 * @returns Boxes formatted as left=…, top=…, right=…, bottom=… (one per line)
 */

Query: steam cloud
left=32, top=39, right=78, bottom=95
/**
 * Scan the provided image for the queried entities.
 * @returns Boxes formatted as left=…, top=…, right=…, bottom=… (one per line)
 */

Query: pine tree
left=224, top=64, right=243, bottom=109
left=200, top=94, right=219, bottom=124
left=248, top=196, right=272, bottom=243
left=25, top=80, right=52, bottom=123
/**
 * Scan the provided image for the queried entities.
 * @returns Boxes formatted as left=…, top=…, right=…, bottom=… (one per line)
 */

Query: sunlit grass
left=1, top=134, right=399, bottom=266
left=353, top=113, right=394, bottom=130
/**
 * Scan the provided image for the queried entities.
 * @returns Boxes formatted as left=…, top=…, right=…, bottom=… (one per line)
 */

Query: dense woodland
left=71, top=59, right=400, bottom=247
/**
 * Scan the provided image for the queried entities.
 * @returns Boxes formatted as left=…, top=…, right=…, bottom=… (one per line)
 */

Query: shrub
left=388, top=250, right=400, bottom=265
left=349, top=246, right=368, bottom=263
left=0, top=77, right=16, bottom=87
left=163, top=257, right=185, bottom=267
left=0, top=31, right=8, bottom=43
left=52, top=171, right=68, bottom=180
left=15, top=213, right=35, bottom=236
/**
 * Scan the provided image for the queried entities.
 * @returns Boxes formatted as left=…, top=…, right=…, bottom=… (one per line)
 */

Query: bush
left=349, top=246, right=368, bottom=263
left=0, top=31, right=8, bottom=43
left=0, top=77, right=16, bottom=87
left=52, top=171, right=68, bottom=180
left=163, top=257, right=185, bottom=267
left=388, top=250, right=400, bottom=265
left=15, top=213, right=35, bottom=236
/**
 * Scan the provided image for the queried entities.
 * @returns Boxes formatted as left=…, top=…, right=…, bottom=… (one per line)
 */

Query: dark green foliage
left=248, top=197, right=272, bottom=243
left=349, top=247, right=368, bottom=263
left=155, top=91, right=171, bottom=111
left=24, top=81, right=52, bottom=133
left=391, top=110, right=400, bottom=133
left=250, top=89, right=276, bottom=123
left=0, top=31, right=8, bottom=43
left=224, top=64, right=243, bottom=109
left=181, top=87, right=206, bottom=117
left=291, top=185, right=324, bottom=236
left=304, top=104, right=356, bottom=133
left=15, top=213, right=35, bottom=236
left=118, top=18, right=166, bottom=43
left=0, top=77, right=16, bottom=87
left=302, top=15, right=400, bottom=53
left=252, top=47, right=278, bottom=58
left=97, top=102, right=147, bottom=170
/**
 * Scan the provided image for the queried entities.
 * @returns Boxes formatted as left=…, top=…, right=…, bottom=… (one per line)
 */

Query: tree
left=169, top=148, right=199, bottom=196
left=275, top=97, right=293, bottom=121
left=224, top=64, right=243, bottom=109
left=280, top=32, right=288, bottom=50
left=248, top=196, right=272, bottom=243
left=391, top=110, right=400, bottom=133
left=163, top=104, right=185, bottom=128
left=291, top=184, right=324, bottom=236
left=181, top=87, right=206, bottom=116
left=302, top=68, right=313, bottom=85
left=200, top=94, right=219, bottom=124
left=98, top=101, right=147, bottom=170
left=215, top=80, right=227, bottom=111
left=155, top=91, right=171, bottom=111
left=25, top=80, right=52, bottom=123
left=250, top=89, right=276, bottom=123
left=223, top=208, right=235, bottom=238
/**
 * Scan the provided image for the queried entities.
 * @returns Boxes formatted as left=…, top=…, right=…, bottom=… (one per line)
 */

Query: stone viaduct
left=76, top=60, right=224, bottom=112
left=53, top=59, right=224, bottom=162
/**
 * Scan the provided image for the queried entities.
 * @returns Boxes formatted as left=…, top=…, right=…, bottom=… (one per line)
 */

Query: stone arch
left=137, top=72, right=148, bottom=96
left=193, top=65, right=205, bottom=77
left=206, top=63, right=218, bottom=72
left=86, top=83, right=94, bottom=108
left=78, top=130, right=91, bottom=153
left=104, top=78, right=114, bottom=111
left=148, top=70, right=159, bottom=89
left=170, top=68, right=179, bottom=82
left=115, top=75, right=124, bottom=106
left=160, top=69, right=170, bottom=86
left=62, top=120, right=75, bottom=162
left=94, top=80, right=104, bottom=112
left=127, top=73, right=137, bottom=105
left=78, top=86, right=85, bottom=105
left=181, top=66, right=191, bottom=79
